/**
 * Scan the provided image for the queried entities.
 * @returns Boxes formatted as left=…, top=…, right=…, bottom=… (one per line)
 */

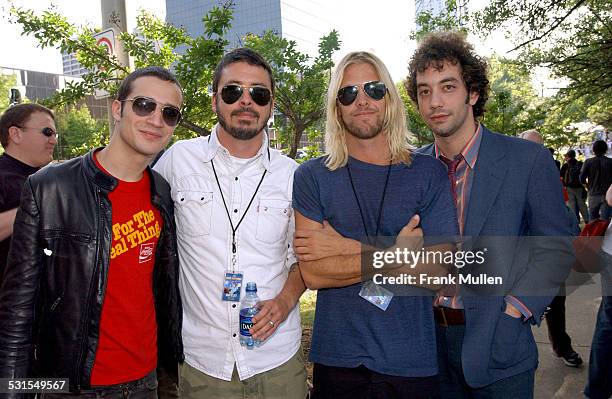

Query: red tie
left=440, top=155, right=462, bottom=206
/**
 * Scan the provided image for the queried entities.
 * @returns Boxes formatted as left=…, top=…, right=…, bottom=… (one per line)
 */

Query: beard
left=216, top=101, right=270, bottom=141
left=343, top=113, right=384, bottom=140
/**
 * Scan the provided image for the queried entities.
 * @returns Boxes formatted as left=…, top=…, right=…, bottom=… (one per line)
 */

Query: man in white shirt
left=154, top=48, right=307, bottom=398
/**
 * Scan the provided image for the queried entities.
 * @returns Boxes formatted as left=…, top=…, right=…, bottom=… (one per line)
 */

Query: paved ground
left=533, top=272, right=603, bottom=399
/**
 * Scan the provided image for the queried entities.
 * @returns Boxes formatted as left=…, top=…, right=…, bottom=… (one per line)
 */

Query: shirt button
left=235, top=177, right=238, bottom=181
left=232, top=304, right=236, bottom=308
left=234, top=209, right=238, bottom=213
left=233, top=333, right=237, bottom=337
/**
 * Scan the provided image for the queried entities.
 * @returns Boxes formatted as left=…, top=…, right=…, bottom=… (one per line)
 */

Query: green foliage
left=54, top=105, right=108, bottom=158
left=481, top=56, right=542, bottom=135
left=296, top=127, right=324, bottom=163
left=397, top=82, right=433, bottom=146
left=243, top=30, right=341, bottom=158
left=538, top=94, right=598, bottom=150
left=0, top=74, right=17, bottom=113
left=9, top=2, right=233, bottom=139
left=9, top=3, right=341, bottom=157
left=473, top=0, right=612, bottom=107
left=411, top=0, right=469, bottom=41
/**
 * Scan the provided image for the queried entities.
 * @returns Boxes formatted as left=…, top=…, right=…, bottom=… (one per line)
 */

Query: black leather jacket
left=0, top=149, right=184, bottom=394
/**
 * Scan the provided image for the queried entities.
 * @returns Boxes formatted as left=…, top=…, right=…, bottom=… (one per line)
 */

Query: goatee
left=217, top=106, right=269, bottom=141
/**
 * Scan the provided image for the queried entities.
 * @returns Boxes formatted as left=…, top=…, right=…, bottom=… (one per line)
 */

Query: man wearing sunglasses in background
left=154, top=48, right=307, bottom=398
left=0, top=103, right=56, bottom=279
left=0, top=66, right=184, bottom=397
left=292, top=51, right=458, bottom=398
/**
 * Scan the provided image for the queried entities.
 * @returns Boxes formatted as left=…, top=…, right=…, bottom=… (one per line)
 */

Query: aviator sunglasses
left=15, top=125, right=57, bottom=138
left=220, top=84, right=272, bottom=106
left=337, top=81, right=388, bottom=106
left=121, top=96, right=182, bottom=127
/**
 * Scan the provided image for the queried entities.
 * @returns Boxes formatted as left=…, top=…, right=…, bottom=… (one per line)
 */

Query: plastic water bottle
left=239, top=282, right=260, bottom=349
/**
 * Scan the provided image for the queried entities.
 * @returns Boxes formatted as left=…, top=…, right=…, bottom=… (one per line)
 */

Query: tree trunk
left=288, top=123, right=305, bottom=159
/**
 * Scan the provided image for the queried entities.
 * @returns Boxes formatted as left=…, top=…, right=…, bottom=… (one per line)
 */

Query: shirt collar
left=434, top=123, right=483, bottom=169
left=203, top=124, right=272, bottom=172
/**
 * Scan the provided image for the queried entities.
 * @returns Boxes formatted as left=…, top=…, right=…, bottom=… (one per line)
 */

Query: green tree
left=411, top=0, right=469, bottom=41
left=9, top=3, right=233, bottom=139
left=0, top=74, right=17, bottom=154
left=538, top=94, right=598, bottom=150
left=0, top=74, right=17, bottom=113
left=243, top=30, right=341, bottom=158
left=473, top=0, right=611, bottom=107
left=481, top=56, right=542, bottom=135
left=397, top=82, right=433, bottom=146
left=54, top=105, right=108, bottom=158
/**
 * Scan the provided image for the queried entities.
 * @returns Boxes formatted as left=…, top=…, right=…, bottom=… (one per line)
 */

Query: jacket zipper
left=153, top=195, right=184, bottom=359
left=74, top=187, right=105, bottom=389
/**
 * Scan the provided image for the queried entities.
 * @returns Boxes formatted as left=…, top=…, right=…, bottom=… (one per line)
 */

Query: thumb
left=407, top=214, right=420, bottom=230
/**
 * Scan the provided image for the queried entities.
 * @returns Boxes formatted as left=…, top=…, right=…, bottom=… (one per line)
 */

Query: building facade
left=166, top=0, right=330, bottom=57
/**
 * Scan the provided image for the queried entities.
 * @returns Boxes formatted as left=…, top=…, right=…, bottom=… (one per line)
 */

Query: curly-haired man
left=409, top=32, right=574, bottom=398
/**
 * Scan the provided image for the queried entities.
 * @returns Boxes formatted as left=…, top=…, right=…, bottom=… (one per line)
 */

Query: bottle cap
left=246, top=282, right=257, bottom=292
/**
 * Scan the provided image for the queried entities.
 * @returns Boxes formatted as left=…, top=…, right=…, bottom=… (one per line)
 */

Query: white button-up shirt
left=154, top=125, right=301, bottom=381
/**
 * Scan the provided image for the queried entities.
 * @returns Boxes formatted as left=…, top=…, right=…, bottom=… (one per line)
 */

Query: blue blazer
left=418, top=126, right=574, bottom=387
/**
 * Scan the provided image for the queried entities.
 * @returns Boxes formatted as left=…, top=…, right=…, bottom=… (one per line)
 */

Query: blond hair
left=324, top=51, right=413, bottom=170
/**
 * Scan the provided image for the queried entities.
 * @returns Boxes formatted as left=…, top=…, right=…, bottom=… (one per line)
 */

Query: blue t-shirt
left=293, top=153, right=459, bottom=377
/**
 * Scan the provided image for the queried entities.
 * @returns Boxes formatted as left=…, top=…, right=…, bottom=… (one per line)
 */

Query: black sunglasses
left=121, top=96, right=182, bottom=127
left=220, top=84, right=272, bottom=106
left=337, top=81, right=388, bottom=106
left=15, top=125, right=57, bottom=138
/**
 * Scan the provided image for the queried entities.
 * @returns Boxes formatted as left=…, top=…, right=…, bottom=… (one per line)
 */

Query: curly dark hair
left=406, top=31, right=489, bottom=119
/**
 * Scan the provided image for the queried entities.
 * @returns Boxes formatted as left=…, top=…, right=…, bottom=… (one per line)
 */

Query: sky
left=0, top=0, right=552, bottom=90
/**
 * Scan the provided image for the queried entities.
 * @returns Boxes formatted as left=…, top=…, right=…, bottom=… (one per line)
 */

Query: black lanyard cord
left=346, top=159, right=392, bottom=247
left=211, top=158, right=267, bottom=254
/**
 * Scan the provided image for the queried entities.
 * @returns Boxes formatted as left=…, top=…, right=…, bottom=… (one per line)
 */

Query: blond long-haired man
left=292, top=51, right=459, bottom=398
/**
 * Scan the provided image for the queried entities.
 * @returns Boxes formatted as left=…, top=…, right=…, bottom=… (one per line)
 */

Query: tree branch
left=510, top=0, right=588, bottom=52
left=180, top=119, right=210, bottom=136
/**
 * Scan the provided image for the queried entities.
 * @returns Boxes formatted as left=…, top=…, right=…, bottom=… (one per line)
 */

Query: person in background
left=0, top=103, right=57, bottom=279
left=519, top=131, right=584, bottom=368
left=561, top=149, right=589, bottom=224
left=581, top=140, right=612, bottom=220
left=584, top=183, right=612, bottom=399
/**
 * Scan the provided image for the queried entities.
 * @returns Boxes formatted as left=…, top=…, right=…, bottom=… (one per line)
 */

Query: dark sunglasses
left=337, top=81, right=387, bottom=106
left=121, top=96, right=182, bottom=127
left=15, top=125, right=57, bottom=138
left=220, top=84, right=272, bottom=106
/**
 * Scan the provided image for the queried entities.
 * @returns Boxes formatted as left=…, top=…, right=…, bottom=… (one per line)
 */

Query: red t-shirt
left=91, top=154, right=161, bottom=385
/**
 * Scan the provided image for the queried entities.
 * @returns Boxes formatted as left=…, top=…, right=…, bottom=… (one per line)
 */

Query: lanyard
left=346, top=159, right=392, bottom=247
left=211, top=158, right=266, bottom=265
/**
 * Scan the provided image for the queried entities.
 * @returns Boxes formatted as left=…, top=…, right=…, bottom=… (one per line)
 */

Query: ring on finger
left=269, top=320, right=275, bottom=327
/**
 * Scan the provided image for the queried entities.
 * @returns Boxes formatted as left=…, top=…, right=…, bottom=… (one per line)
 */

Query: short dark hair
left=565, top=149, right=576, bottom=159
left=116, top=66, right=182, bottom=112
left=406, top=31, right=489, bottom=119
left=212, top=48, right=275, bottom=95
left=593, top=140, right=608, bottom=156
left=0, top=103, right=54, bottom=148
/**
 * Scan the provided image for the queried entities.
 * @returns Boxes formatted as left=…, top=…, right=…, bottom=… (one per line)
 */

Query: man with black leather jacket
left=0, top=66, right=184, bottom=398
